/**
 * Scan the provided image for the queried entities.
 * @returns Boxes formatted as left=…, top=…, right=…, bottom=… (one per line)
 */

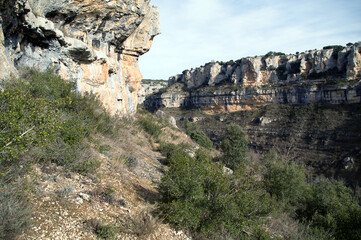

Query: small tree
left=185, top=121, right=213, bottom=150
left=159, top=146, right=274, bottom=239
left=220, top=124, right=248, bottom=169
left=263, top=149, right=309, bottom=207
left=299, top=179, right=361, bottom=240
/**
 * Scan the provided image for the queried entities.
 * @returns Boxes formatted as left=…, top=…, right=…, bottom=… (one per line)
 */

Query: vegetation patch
left=220, top=124, right=248, bottom=169
left=185, top=121, right=213, bottom=150
left=159, top=147, right=274, bottom=239
left=0, top=185, right=32, bottom=240
left=137, top=116, right=162, bottom=138
left=0, top=68, right=129, bottom=237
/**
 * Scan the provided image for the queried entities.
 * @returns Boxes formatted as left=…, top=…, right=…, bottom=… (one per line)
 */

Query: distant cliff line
left=145, top=43, right=361, bottom=113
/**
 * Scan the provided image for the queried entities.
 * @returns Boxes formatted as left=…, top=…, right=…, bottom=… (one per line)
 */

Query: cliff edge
left=145, top=43, right=361, bottom=112
left=0, top=0, right=160, bottom=116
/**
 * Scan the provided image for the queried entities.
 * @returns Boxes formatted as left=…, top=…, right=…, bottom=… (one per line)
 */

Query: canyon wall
left=145, top=84, right=361, bottom=113
left=0, top=0, right=160, bottom=116
left=145, top=43, right=361, bottom=112
left=169, top=43, right=361, bottom=89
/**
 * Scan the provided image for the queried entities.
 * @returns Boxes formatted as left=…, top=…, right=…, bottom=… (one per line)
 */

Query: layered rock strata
left=145, top=84, right=361, bottom=113
left=0, top=0, right=160, bottom=116
left=145, top=43, right=361, bottom=112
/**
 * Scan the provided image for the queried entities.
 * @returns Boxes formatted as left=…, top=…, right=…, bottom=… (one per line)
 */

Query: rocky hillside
left=0, top=69, right=195, bottom=239
left=0, top=0, right=160, bottom=116
left=145, top=43, right=361, bottom=112
left=143, top=43, right=361, bottom=188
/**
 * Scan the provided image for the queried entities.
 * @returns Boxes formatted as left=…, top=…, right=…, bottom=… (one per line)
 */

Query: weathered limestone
left=0, top=0, right=160, bottom=116
left=146, top=43, right=361, bottom=113
left=169, top=43, right=361, bottom=90
left=145, top=84, right=361, bottom=114
left=138, top=80, right=167, bottom=104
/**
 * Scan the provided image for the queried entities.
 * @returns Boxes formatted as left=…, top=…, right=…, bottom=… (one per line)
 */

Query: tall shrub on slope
left=159, top=146, right=273, bottom=239
left=220, top=124, right=248, bottom=170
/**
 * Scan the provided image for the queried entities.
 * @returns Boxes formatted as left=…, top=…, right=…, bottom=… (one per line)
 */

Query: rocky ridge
left=145, top=43, right=361, bottom=113
left=0, top=0, right=160, bottom=116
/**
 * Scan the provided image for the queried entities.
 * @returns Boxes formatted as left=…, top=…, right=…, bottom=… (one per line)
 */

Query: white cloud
left=140, top=0, right=361, bottom=80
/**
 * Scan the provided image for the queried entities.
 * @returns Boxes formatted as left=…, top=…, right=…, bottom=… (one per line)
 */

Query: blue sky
left=139, top=0, right=361, bottom=80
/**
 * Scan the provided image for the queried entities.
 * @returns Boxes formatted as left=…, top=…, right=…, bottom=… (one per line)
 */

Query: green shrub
left=60, top=118, right=87, bottom=145
left=87, top=218, right=117, bottom=240
left=262, top=51, right=285, bottom=61
left=185, top=121, right=213, bottom=150
left=98, top=144, right=111, bottom=156
left=71, top=158, right=101, bottom=174
left=17, top=68, right=74, bottom=101
left=220, top=124, right=248, bottom=169
left=298, top=179, right=361, bottom=240
left=263, top=149, right=309, bottom=206
left=159, top=146, right=273, bottom=238
left=268, top=65, right=277, bottom=71
left=137, top=116, right=162, bottom=138
left=0, top=68, right=121, bottom=175
left=0, top=89, right=61, bottom=162
left=0, top=186, right=32, bottom=239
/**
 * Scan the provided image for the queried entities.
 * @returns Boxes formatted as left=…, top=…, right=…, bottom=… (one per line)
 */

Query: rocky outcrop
left=138, top=79, right=167, bottom=104
left=145, top=43, right=361, bottom=112
left=0, top=0, right=160, bottom=116
left=145, top=84, right=361, bottom=113
left=169, top=43, right=361, bottom=90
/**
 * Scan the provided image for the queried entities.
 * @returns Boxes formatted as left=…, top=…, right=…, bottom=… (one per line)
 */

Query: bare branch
left=4, top=126, right=35, bottom=148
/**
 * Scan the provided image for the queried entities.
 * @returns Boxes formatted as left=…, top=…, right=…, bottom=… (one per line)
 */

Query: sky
left=139, top=0, right=361, bottom=80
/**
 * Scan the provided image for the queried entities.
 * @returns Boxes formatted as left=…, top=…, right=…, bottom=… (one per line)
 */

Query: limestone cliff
left=169, top=43, right=361, bottom=89
left=0, top=0, right=160, bottom=116
left=145, top=43, right=361, bottom=112
left=138, top=79, right=167, bottom=104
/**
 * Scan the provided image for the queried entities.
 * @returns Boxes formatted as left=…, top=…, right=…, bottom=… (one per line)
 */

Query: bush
left=298, top=179, right=361, bottom=240
left=117, top=210, right=158, bottom=238
left=98, top=144, right=111, bottom=156
left=0, top=186, right=32, bottom=239
left=71, top=158, right=101, bottom=174
left=137, top=116, right=162, bottom=138
left=261, top=51, right=285, bottom=61
left=157, top=142, right=193, bottom=165
left=0, top=89, right=61, bottom=162
left=60, top=118, right=87, bottom=145
left=263, top=149, right=309, bottom=206
left=220, top=124, right=248, bottom=169
left=0, top=68, right=121, bottom=175
left=159, top=146, right=273, bottom=238
left=87, top=218, right=117, bottom=240
left=185, top=121, right=213, bottom=150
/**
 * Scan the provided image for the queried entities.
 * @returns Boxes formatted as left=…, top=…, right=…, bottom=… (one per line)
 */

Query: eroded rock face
left=0, top=0, right=160, bottom=116
left=146, top=84, right=361, bottom=113
left=137, top=80, right=167, bottom=104
left=147, top=43, right=361, bottom=113
left=169, top=43, right=361, bottom=90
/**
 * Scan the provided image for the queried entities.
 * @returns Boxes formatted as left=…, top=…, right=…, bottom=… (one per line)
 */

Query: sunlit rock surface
left=146, top=43, right=361, bottom=113
left=0, top=0, right=160, bottom=116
